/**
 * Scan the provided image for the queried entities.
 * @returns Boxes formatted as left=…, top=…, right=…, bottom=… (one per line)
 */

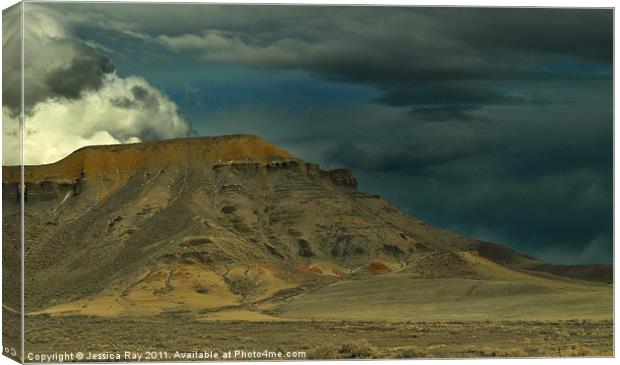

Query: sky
left=2, top=3, right=613, bottom=264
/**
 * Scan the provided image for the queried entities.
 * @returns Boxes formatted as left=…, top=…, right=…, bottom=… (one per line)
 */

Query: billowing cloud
left=2, top=4, right=190, bottom=165
left=3, top=74, right=188, bottom=165
left=3, top=4, right=115, bottom=113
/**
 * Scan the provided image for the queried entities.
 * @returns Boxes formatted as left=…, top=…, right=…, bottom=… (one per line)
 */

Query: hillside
left=2, top=135, right=612, bottom=321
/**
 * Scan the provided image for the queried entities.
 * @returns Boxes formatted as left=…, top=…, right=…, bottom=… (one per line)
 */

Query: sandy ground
left=20, top=315, right=613, bottom=360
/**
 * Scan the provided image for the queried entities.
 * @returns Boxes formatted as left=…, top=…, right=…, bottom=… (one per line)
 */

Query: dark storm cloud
left=376, top=85, right=552, bottom=108
left=1, top=5, right=21, bottom=114
left=317, top=98, right=611, bottom=263
left=441, top=8, right=613, bottom=63
left=325, top=141, right=495, bottom=173
left=33, top=4, right=612, bottom=264
left=131, top=85, right=149, bottom=100
left=127, top=6, right=610, bottom=121
left=408, top=106, right=487, bottom=123
left=2, top=6, right=116, bottom=115
left=107, top=85, right=162, bottom=115
left=45, top=54, right=115, bottom=100
left=110, top=96, right=138, bottom=109
left=44, top=5, right=612, bottom=117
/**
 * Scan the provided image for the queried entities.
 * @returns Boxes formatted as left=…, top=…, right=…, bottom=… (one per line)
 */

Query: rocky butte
left=1, top=135, right=612, bottom=323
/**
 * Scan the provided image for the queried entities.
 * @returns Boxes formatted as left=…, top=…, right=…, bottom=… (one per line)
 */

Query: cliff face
left=1, top=135, right=609, bottom=319
left=322, top=168, right=358, bottom=189
left=3, top=179, right=82, bottom=203
left=3, top=135, right=356, bottom=204
left=213, top=160, right=357, bottom=189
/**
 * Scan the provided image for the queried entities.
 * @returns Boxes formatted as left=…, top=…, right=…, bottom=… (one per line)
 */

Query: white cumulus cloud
left=2, top=4, right=190, bottom=165
left=4, top=74, right=189, bottom=165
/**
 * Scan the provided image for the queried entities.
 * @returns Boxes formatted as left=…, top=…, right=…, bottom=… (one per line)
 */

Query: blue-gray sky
left=2, top=4, right=613, bottom=264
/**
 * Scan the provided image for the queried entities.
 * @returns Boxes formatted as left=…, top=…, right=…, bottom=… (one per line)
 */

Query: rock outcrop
left=322, top=168, right=358, bottom=189
left=3, top=136, right=357, bottom=205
